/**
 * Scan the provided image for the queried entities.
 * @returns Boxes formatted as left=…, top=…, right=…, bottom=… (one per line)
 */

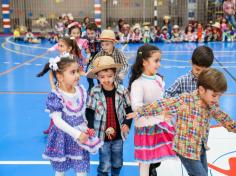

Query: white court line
left=0, top=161, right=138, bottom=166
left=125, top=50, right=236, bottom=53
left=1, top=42, right=48, bottom=59
left=5, top=37, right=48, bottom=50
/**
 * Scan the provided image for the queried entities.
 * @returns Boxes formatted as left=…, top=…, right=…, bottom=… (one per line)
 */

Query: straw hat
left=163, top=15, right=171, bottom=20
left=161, top=26, right=168, bottom=31
left=211, top=22, right=220, bottom=29
left=87, top=56, right=122, bottom=78
left=132, top=23, right=141, bottom=31
left=144, top=26, right=150, bottom=31
left=143, top=22, right=151, bottom=26
left=98, top=29, right=116, bottom=42
left=173, top=25, right=179, bottom=29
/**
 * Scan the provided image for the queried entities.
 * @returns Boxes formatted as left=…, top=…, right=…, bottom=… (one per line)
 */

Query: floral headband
left=67, top=21, right=81, bottom=29
left=49, top=52, right=73, bottom=71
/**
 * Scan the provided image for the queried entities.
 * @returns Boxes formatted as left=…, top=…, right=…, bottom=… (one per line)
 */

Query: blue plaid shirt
left=164, top=71, right=198, bottom=98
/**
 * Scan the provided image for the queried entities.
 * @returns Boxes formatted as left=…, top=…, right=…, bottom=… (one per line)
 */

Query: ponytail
left=36, top=63, right=50, bottom=77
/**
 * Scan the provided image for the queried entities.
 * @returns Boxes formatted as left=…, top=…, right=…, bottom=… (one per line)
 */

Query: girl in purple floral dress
left=38, top=54, right=103, bottom=176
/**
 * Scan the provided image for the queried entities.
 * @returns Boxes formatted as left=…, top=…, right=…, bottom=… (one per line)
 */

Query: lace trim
left=51, top=85, right=87, bottom=117
left=42, top=154, right=83, bottom=162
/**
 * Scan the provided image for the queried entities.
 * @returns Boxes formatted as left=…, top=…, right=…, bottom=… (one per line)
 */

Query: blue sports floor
left=0, top=36, right=236, bottom=176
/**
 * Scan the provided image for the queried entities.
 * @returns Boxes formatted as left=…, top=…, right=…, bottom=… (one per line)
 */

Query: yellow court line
left=0, top=43, right=48, bottom=76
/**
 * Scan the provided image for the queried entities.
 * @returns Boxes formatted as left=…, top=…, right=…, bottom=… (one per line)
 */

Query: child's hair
left=86, top=22, right=98, bottom=32
left=97, top=68, right=116, bottom=76
left=68, top=25, right=82, bottom=36
left=191, top=46, right=214, bottom=67
left=60, top=37, right=81, bottom=58
left=197, top=68, right=227, bottom=92
left=129, top=44, right=161, bottom=90
left=36, top=55, right=77, bottom=79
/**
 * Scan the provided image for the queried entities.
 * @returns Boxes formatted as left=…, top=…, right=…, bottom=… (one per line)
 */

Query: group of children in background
left=33, top=14, right=236, bottom=175
left=13, top=0, right=236, bottom=46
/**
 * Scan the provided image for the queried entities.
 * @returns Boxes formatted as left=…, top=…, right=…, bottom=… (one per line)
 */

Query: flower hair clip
left=138, top=51, right=142, bottom=56
left=49, top=56, right=61, bottom=71
left=70, top=36, right=75, bottom=40
left=60, top=52, right=71, bottom=58
left=67, top=21, right=81, bottom=29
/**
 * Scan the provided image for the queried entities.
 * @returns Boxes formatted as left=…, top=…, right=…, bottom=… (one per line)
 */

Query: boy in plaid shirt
left=86, top=56, right=132, bottom=176
left=164, top=46, right=214, bottom=98
left=127, top=68, right=236, bottom=176
left=89, top=29, right=129, bottom=84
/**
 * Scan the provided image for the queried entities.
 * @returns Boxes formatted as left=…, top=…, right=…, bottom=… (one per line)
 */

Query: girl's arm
left=51, top=112, right=82, bottom=139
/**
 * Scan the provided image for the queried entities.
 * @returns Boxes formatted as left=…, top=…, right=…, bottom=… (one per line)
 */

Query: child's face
left=162, top=29, right=168, bottom=34
left=192, top=64, right=207, bottom=78
left=58, top=62, right=80, bottom=90
left=86, top=29, right=96, bottom=40
left=101, top=41, right=114, bottom=54
left=58, top=40, right=72, bottom=54
left=70, top=28, right=81, bottom=39
left=199, top=86, right=223, bottom=107
left=142, top=51, right=161, bottom=76
left=97, top=69, right=115, bottom=90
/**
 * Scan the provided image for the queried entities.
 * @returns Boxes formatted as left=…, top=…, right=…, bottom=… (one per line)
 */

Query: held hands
left=121, top=124, right=129, bottom=134
left=78, top=132, right=89, bottom=144
left=126, top=112, right=138, bottom=120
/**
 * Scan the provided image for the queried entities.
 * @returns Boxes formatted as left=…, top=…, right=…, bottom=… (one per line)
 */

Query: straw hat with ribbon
left=163, top=15, right=171, bottom=20
left=211, top=22, right=220, bottom=29
left=98, top=29, right=116, bottom=42
left=87, top=56, right=122, bottom=78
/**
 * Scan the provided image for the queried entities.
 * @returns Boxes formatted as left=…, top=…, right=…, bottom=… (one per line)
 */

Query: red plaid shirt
left=105, top=97, right=117, bottom=131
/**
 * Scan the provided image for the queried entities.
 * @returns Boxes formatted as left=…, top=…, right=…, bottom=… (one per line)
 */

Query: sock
left=55, top=171, right=64, bottom=176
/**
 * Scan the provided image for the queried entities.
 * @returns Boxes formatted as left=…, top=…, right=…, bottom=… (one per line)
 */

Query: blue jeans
left=178, top=146, right=208, bottom=176
left=97, top=139, right=123, bottom=176
left=226, top=15, right=236, bottom=29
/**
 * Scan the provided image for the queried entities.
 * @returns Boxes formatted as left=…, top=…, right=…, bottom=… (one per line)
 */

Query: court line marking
left=5, top=37, right=48, bottom=50
left=0, top=161, right=138, bottom=166
left=3, top=41, right=236, bottom=64
left=0, top=45, right=48, bottom=76
left=1, top=42, right=48, bottom=59
left=0, top=91, right=235, bottom=96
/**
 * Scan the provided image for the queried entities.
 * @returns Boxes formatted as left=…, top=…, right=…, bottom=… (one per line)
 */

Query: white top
left=130, top=74, right=165, bottom=127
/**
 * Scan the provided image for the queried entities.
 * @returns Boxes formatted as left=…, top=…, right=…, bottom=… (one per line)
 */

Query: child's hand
left=105, top=127, right=116, bottom=140
left=162, top=111, right=173, bottom=122
left=121, top=124, right=129, bottom=134
left=126, top=112, right=138, bottom=119
left=79, top=71, right=87, bottom=77
left=87, top=128, right=95, bottom=136
left=78, top=132, right=89, bottom=144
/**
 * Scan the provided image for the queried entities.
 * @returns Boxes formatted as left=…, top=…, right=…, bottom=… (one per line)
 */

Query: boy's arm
left=86, top=90, right=97, bottom=129
left=137, top=95, right=183, bottom=119
left=212, top=106, right=236, bottom=132
left=123, top=106, right=133, bottom=128
left=85, top=108, right=95, bottom=129
left=122, top=88, right=133, bottom=128
left=164, top=77, right=182, bottom=98
left=117, top=50, right=129, bottom=80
